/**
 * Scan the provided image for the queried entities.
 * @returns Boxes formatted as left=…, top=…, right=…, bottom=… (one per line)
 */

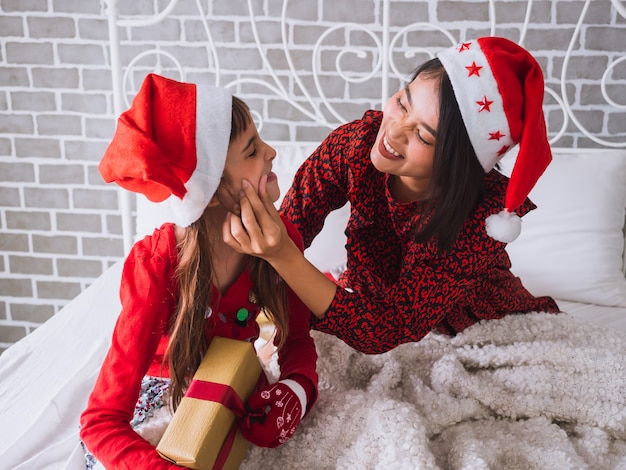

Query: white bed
left=1, top=0, right=625, bottom=468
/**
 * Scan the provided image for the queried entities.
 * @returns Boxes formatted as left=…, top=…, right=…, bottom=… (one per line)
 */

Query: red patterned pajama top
left=280, top=110, right=559, bottom=355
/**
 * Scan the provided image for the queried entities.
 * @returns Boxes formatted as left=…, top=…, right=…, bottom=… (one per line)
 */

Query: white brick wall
left=1, top=0, right=625, bottom=351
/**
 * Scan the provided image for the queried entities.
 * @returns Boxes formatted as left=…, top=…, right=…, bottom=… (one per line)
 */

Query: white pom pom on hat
left=437, top=37, right=552, bottom=243
left=98, top=73, right=232, bottom=227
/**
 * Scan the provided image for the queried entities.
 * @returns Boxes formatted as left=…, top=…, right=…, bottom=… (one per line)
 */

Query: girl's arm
left=224, top=177, right=336, bottom=319
left=80, top=228, right=183, bottom=469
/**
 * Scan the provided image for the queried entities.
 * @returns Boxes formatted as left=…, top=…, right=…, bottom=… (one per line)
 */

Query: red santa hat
left=437, top=37, right=552, bottom=243
left=98, top=73, right=232, bottom=227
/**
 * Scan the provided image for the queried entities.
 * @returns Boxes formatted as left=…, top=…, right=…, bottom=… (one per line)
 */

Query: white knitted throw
left=241, top=312, right=626, bottom=469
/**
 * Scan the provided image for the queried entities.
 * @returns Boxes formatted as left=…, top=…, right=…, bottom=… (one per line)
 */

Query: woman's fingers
left=241, top=177, right=278, bottom=227
left=258, top=174, right=277, bottom=209
left=223, top=211, right=250, bottom=252
left=223, top=197, right=275, bottom=258
left=240, top=179, right=281, bottom=234
left=215, top=184, right=241, bottom=216
left=238, top=195, right=266, bottom=241
left=223, top=176, right=288, bottom=259
left=239, top=178, right=286, bottom=254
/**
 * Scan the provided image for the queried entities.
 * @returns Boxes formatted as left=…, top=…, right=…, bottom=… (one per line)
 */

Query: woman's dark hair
left=409, top=58, right=486, bottom=252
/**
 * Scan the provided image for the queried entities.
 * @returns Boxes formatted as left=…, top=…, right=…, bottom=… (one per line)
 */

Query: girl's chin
left=267, top=180, right=281, bottom=202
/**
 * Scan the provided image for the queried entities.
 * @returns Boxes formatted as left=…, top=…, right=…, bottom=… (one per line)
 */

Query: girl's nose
left=266, top=142, right=277, bottom=161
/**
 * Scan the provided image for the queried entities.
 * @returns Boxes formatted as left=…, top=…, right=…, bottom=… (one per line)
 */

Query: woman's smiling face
left=370, top=74, right=440, bottom=201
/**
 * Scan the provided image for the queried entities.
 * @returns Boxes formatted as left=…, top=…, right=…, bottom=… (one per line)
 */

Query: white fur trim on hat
left=168, top=85, right=232, bottom=227
left=438, top=40, right=514, bottom=172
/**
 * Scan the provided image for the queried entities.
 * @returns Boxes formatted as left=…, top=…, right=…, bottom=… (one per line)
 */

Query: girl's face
left=370, top=74, right=440, bottom=201
left=219, top=120, right=280, bottom=210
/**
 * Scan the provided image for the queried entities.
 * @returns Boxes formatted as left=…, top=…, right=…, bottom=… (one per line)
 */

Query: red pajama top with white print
left=79, top=218, right=318, bottom=469
left=280, top=110, right=559, bottom=355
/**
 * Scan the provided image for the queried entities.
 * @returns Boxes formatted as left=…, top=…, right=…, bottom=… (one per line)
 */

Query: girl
left=224, top=37, right=560, bottom=354
left=80, top=73, right=318, bottom=468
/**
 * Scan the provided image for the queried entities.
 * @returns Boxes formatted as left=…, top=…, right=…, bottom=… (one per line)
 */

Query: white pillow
left=270, top=142, right=349, bottom=273
left=135, top=141, right=349, bottom=273
left=501, top=148, right=626, bottom=307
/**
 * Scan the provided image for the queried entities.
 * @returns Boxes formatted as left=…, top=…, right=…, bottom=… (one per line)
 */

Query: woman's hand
left=223, top=176, right=296, bottom=262
left=224, top=175, right=337, bottom=319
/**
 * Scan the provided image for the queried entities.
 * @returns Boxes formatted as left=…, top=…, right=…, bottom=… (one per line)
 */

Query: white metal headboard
left=102, top=0, right=626, bottom=253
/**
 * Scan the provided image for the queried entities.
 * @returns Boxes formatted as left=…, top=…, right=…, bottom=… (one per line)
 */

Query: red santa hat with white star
left=99, top=73, right=232, bottom=227
left=437, top=36, right=552, bottom=243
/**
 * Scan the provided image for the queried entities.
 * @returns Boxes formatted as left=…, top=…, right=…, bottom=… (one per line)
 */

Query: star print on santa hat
left=437, top=37, right=552, bottom=243
left=465, top=61, right=483, bottom=76
left=98, top=73, right=232, bottom=227
left=476, top=96, right=494, bottom=112
left=489, top=130, right=505, bottom=141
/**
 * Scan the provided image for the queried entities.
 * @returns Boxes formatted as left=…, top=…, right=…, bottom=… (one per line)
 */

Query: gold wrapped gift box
left=157, top=337, right=262, bottom=469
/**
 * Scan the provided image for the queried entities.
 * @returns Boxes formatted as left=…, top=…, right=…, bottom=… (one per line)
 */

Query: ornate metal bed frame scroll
left=103, top=0, right=626, bottom=254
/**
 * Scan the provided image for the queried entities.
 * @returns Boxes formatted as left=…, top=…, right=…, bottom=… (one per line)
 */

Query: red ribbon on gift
left=185, top=380, right=247, bottom=470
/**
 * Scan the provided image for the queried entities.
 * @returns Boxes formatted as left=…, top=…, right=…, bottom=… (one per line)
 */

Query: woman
left=80, top=73, right=318, bottom=468
left=224, top=36, right=559, bottom=354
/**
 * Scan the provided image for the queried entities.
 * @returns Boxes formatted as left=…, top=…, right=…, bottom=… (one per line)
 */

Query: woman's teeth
left=384, top=137, right=401, bottom=157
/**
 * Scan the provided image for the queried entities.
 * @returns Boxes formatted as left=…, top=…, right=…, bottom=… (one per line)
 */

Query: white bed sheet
left=0, top=262, right=123, bottom=470
left=556, top=298, right=626, bottom=334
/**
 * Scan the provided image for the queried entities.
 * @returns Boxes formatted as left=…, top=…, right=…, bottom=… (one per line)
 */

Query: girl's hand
left=223, top=176, right=294, bottom=261
left=240, top=379, right=306, bottom=448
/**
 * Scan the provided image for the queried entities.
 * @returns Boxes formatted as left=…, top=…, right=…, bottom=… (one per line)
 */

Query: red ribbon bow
left=185, top=380, right=247, bottom=470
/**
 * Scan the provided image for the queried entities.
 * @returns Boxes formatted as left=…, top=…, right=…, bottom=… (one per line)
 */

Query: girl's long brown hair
left=166, top=96, right=289, bottom=410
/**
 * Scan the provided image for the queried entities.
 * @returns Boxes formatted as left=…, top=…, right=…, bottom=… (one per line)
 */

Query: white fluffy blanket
left=241, top=313, right=626, bottom=469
